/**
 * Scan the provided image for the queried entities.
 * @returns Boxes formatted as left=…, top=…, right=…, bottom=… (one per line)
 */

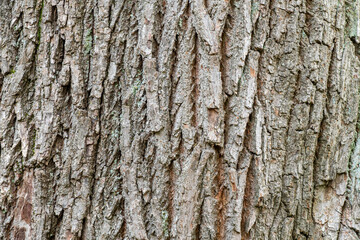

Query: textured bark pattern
left=1, top=0, right=360, bottom=239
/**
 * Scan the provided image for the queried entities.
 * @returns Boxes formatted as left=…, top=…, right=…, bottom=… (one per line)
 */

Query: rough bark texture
left=1, top=0, right=360, bottom=239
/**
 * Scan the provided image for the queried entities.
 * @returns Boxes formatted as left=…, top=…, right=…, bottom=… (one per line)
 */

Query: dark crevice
left=152, top=0, right=164, bottom=63
left=63, top=67, right=72, bottom=109
left=51, top=5, right=58, bottom=24
left=12, top=12, right=23, bottom=66
left=240, top=152, right=255, bottom=238
left=36, top=0, right=45, bottom=51
left=215, top=145, right=226, bottom=240
left=204, top=0, right=208, bottom=9
left=56, top=37, right=65, bottom=76
left=191, top=32, right=199, bottom=128
left=167, top=160, right=175, bottom=240
left=350, top=37, right=360, bottom=61
left=48, top=209, right=64, bottom=240
left=85, top=8, right=95, bottom=109
left=120, top=217, right=127, bottom=239
left=168, top=33, right=179, bottom=135
left=195, top=192, right=206, bottom=240
left=80, top=216, right=87, bottom=240
left=0, top=70, right=3, bottom=97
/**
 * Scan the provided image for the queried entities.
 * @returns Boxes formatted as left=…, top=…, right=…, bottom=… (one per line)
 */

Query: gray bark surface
left=0, top=0, right=360, bottom=239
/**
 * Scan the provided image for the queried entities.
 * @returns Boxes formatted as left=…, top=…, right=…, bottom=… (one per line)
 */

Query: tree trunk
left=0, top=0, right=360, bottom=239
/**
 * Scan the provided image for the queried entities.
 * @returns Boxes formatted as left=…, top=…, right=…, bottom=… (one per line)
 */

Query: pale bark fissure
left=1, top=0, right=360, bottom=239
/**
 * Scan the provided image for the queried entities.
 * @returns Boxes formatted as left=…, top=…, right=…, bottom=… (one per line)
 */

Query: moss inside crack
left=132, top=70, right=143, bottom=95
left=161, top=210, right=169, bottom=238
left=36, top=0, right=44, bottom=49
left=84, top=29, right=93, bottom=55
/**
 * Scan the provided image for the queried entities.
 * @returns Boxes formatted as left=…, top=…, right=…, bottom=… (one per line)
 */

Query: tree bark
left=0, top=0, right=360, bottom=239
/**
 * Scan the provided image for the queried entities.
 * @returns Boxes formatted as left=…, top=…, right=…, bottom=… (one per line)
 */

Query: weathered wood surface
left=0, top=0, right=360, bottom=239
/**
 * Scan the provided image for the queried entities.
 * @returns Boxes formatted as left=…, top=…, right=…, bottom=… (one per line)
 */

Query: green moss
left=84, top=29, right=93, bottom=55
left=132, top=70, right=143, bottom=95
left=36, top=0, right=44, bottom=48
left=161, top=210, right=169, bottom=238
left=132, top=79, right=142, bottom=95
left=111, top=129, right=120, bottom=139
left=178, top=18, right=183, bottom=28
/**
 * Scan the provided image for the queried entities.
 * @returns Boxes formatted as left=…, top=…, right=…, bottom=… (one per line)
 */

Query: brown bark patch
left=66, top=230, right=73, bottom=240
left=250, top=67, right=256, bottom=78
left=13, top=170, right=34, bottom=229
left=21, top=202, right=32, bottom=224
left=14, top=227, right=26, bottom=240
left=208, top=109, right=219, bottom=126
left=229, top=174, right=237, bottom=192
